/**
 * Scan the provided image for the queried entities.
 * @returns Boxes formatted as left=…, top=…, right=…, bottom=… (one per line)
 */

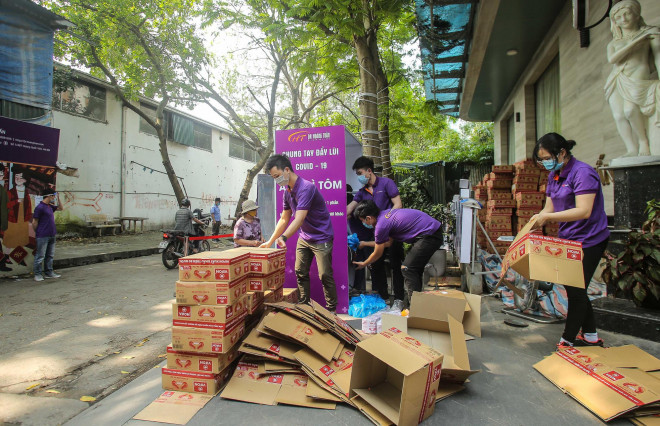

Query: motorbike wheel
left=200, top=240, right=211, bottom=252
left=162, top=242, right=179, bottom=269
left=513, top=276, right=539, bottom=312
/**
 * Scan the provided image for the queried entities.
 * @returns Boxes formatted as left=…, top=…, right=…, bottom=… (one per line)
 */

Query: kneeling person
left=352, top=200, right=442, bottom=304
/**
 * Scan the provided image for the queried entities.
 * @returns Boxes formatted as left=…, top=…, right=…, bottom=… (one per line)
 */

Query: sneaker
left=556, top=341, right=573, bottom=351
left=34, top=274, right=44, bottom=282
left=44, top=273, right=62, bottom=279
left=574, top=334, right=605, bottom=347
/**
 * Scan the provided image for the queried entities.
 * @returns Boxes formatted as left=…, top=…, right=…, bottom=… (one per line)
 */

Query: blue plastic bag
left=347, top=233, right=360, bottom=251
left=348, top=294, right=388, bottom=318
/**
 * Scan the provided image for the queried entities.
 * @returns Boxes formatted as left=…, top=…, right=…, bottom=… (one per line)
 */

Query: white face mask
left=275, top=171, right=289, bottom=187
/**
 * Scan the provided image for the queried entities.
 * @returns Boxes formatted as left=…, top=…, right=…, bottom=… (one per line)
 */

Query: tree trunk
left=372, top=42, right=392, bottom=178
left=157, top=128, right=186, bottom=203
left=354, top=35, right=381, bottom=168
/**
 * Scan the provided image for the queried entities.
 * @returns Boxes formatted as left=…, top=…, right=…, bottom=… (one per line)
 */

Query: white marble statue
left=605, top=0, right=660, bottom=158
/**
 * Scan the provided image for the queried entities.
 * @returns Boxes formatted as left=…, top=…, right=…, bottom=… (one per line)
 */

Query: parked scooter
left=160, top=215, right=211, bottom=269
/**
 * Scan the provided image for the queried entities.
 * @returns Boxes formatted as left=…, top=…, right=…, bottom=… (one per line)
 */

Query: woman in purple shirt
left=531, top=133, right=610, bottom=349
left=233, top=199, right=264, bottom=248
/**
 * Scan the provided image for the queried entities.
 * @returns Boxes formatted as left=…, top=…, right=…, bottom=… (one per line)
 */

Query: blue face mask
left=362, top=221, right=373, bottom=229
left=542, top=159, right=564, bottom=171
left=357, top=174, right=369, bottom=185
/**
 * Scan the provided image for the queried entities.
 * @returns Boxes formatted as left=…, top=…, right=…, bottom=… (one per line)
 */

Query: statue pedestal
left=610, top=155, right=660, bottom=167
left=602, top=161, right=660, bottom=229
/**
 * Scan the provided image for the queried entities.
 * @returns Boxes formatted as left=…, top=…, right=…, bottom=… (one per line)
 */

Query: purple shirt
left=547, top=157, right=609, bottom=248
left=233, top=217, right=262, bottom=247
left=354, top=176, right=400, bottom=210
left=283, top=176, right=333, bottom=243
left=374, top=208, right=441, bottom=244
left=33, top=202, right=57, bottom=238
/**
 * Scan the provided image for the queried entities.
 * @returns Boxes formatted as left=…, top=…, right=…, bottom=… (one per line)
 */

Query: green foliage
left=395, top=167, right=454, bottom=234
left=602, top=199, right=660, bottom=308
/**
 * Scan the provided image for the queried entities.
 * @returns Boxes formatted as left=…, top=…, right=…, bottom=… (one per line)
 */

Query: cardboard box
left=516, top=208, right=539, bottom=218
left=487, top=190, right=513, bottom=201
left=175, top=275, right=248, bottom=306
left=512, top=182, right=538, bottom=193
left=515, top=192, right=545, bottom=208
left=349, top=328, right=443, bottom=425
left=283, top=288, right=300, bottom=303
left=171, top=317, right=246, bottom=354
left=162, top=364, right=234, bottom=395
left=408, top=290, right=481, bottom=338
left=246, top=291, right=265, bottom=315
left=487, top=199, right=515, bottom=209
left=133, top=391, right=213, bottom=424
left=487, top=207, right=513, bottom=216
left=489, top=172, right=513, bottom=180
left=513, top=175, right=538, bottom=185
left=491, top=165, right=514, bottom=173
left=234, top=247, right=286, bottom=275
left=172, top=297, right=247, bottom=327
left=166, top=344, right=239, bottom=373
left=534, top=345, right=660, bottom=421
left=486, top=179, right=512, bottom=189
left=264, top=286, right=284, bottom=303
left=247, top=270, right=285, bottom=292
left=179, top=251, right=250, bottom=282
left=502, top=217, right=584, bottom=288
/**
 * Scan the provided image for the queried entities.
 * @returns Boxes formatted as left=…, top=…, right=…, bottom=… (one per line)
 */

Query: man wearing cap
left=352, top=200, right=443, bottom=305
left=233, top=199, right=264, bottom=248
left=260, top=154, right=337, bottom=312
left=210, top=197, right=222, bottom=236
left=32, top=188, right=63, bottom=282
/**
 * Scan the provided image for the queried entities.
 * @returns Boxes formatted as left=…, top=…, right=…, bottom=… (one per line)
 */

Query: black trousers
left=402, top=228, right=443, bottom=304
left=562, top=237, right=609, bottom=342
left=212, top=222, right=220, bottom=236
left=365, top=241, right=405, bottom=301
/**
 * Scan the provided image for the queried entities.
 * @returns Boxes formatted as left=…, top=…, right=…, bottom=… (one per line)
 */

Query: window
left=139, top=103, right=167, bottom=137
left=535, top=56, right=560, bottom=139
left=52, top=80, right=106, bottom=121
left=140, top=104, right=211, bottom=151
left=229, top=135, right=258, bottom=162
left=194, top=122, right=212, bottom=151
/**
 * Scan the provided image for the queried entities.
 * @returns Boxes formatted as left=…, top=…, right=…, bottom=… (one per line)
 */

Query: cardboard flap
left=351, top=395, right=394, bottom=426
left=410, top=292, right=466, bottom=323
left=462, top=292, right=482, bottom=337
left=448, top=315, right=470, bottom=371
left=353, top=383, right=402, bottom=425
left=356, top=334, right=428, bottom=376
left=220, top=376, right=280, bottom=405
left=133, top=391, right=214, bottom=424
left=306, top=378, right=344, bottom=402
left=582, top=345, right=660, bottom=372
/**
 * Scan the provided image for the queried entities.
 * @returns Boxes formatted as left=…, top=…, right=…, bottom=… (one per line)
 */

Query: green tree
left=43, top=0, right=209, bottom=202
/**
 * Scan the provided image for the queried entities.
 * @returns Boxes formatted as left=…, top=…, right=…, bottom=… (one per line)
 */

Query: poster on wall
left=275, top=126, right=353, bottom=314
left=0, top=116, right=59, bottom=277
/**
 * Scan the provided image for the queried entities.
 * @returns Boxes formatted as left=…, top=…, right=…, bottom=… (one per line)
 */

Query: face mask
left=362, top=220, right=374, bottom=229
left=357, top=174, right=369, bottom=185
left=275, top=171, right=289, bottom=187
left=542, top=157, right=565, bottom=171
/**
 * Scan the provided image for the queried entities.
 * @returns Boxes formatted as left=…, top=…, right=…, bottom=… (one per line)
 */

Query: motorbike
left=160, top=209, right=212, bottom=269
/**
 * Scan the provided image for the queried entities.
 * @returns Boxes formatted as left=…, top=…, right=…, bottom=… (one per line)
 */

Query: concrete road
left=0, top=254, right=181, bottom=425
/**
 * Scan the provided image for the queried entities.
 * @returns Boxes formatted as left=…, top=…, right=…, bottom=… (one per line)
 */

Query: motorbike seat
left=164, top=230, right=186, bottom=236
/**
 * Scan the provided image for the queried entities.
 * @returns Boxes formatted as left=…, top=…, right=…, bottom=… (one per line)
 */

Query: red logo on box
left=567, top=249, right=582, bottom=260
left=623, top=382, right=644, bottom=394
left=234, top=266, right=241, bottom=275
left=433, top=364, right=442, bottom=382
left=250, top=262, right=262, bottom=272
left=217, top=296, right=228, bottom=304
left=193, top=381, right=208, bottom=392
left=215, top=269, right=229, bottom=280
left=178, top=306, right=191, bottom=317
left=194, top=270, right=211, bottom=279
left=199, top=308, right=215, bottom=318
left=320, top=365, right=335, bottom=376
left=189, top=341, right=204, bottom=350
left=268, top=375, right=283, bottom=384
left=171, top=380, right=187, bottom=390
left=269, top=344, right=280, bottom=353
left=193, top=295, right=209, bottom=303
left=389, top=327, right=401, bottom=334
left=605, top=371, right=625, bottom=381
left=545, top=246, right=563, bottom=256
left=404, top=336, right=422, bottom=347
left=211, top=343, right=222, bottom=352
left=199, top=360, right=212, bottom=371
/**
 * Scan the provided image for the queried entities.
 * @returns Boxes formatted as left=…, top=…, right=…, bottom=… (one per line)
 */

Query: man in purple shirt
left=347, top=156, right=404, bottom=302
left=32, top=188, right=63, bottom=282
left=260, top=155, right=337, bottom=311
left=353, top=200, right=442, bottom=306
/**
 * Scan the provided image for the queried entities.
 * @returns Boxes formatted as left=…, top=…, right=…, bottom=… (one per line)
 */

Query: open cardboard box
left=382, top=296, right=479, bottom=385
left=534, top=345, right=660, bottom=421
left=497, top=216, right=585, bottom=297
left=420, top=289, right=482, bottom=338
left=349, top=328, right=443, bottom=426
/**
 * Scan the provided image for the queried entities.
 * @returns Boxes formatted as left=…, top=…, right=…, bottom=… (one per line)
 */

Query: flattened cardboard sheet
left=133, top=391, right=212, bottom=425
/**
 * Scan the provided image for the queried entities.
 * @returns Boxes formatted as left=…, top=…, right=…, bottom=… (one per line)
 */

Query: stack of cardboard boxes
left=163, top=250, right=252, bottom=395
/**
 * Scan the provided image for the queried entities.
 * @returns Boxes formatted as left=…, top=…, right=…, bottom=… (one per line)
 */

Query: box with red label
left=487, top=190, right=512, bottom=201
left=176, top=275, right=247, bottom=306
left=487, top=199, right=516, bottom=209
left=515, top=192, right=545, bottom=208
left=246, top=291, right=265, bottom=315
left=486, top=179, right=512, bottom=189
left=235, top=247, right=286, bottom=275
left=492, top=165, right=514, bottom=173
left=179, top=251, right=250, bottom=282
left=171, top=315, right=246, bottom=354
left=282, top=288, right=299, bottom=303
left=172, top=296, right=247, bottom=327
left=489, top=172, right=513, bottom=180
left=486, top=215, right=512, bottom=230
left=166, top=344, right=239, bottom=374
left=161, top=363, right=233, bottom=395
left=512, top=182, right=538, bottom=193
left=516, top=208, right=539, bottom=218
left=513, top=175, right=538, bottom=185
left=487, top=207, right=513, bottom=217
left=502, top=220, right=584, bottom=288
left=247, top=270, right=285, bottom=292
left=264, top=286, right=284, bottom=304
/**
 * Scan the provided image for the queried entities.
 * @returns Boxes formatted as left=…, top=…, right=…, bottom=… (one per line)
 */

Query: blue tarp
left=0, top=9, right=54, bottom=109
left=415, top=1, right=475, bottom=117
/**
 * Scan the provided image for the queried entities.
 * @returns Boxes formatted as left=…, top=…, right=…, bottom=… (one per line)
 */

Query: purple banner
left=275, top=126, right=349, bottom=313
left=0, top=116, right=60, bottom=167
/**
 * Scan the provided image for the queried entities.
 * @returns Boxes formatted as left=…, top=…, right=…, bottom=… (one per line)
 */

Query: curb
left=54, top=248, right=160, bottom=269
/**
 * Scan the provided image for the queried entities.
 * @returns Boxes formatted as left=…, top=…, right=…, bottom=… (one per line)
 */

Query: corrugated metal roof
left=415, top=0, right=476, bottom=117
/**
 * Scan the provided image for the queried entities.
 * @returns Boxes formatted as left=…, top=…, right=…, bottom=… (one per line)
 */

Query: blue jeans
left=34, top=236, right=56, bottom=276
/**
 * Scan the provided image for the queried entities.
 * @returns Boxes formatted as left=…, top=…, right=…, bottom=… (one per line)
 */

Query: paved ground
left=2, top=249, right=658, bottom=425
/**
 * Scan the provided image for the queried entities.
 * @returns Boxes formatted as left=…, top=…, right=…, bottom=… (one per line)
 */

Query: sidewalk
left=54, top=229, right=235, bottom=270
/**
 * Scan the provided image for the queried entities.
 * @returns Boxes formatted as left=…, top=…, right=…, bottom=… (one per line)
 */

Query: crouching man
left=352, top=200, right=443, bottom=305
